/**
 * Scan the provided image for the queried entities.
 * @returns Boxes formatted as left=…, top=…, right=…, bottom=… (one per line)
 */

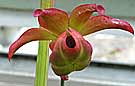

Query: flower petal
left=69, top=4, right=105, bottom=32
left=34, top=8, right=69, bottom=35
left=8, top=28, right=57, bottom=60
left=80, top=15, right=134, bottom=35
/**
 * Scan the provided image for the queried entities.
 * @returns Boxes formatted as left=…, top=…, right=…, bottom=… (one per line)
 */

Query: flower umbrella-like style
left=8, top=4, right=134, bottom=80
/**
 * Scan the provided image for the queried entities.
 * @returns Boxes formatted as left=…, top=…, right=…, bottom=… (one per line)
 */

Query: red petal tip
left=112, top=19, right=134, bottom=35
left=127, top=25, right=134, bottom=35
left=8, top=49, right=13, bottom=61
left=96, top=5, right=105, bottom=15
left=33, top=9, right=43, bottom=17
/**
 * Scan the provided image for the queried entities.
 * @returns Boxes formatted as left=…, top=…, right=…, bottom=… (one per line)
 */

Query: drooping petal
left=69, top=4, right=105, bottom=32
left=34, top=8, right=69, bottom=35
left=50, top=29, right=92, bottom=76
left=8, top=28, right=57, bottom=60
left=80, top=15, right=134, bottom=35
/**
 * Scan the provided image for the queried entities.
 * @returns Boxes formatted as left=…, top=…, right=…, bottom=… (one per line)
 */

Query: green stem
left=40, top=0, right=54, bottom=9
left=35, top=41, right=49, bottom=86
left=35, top=0, right=54, bottom=86
left=61, top=79, right=65, bottom=86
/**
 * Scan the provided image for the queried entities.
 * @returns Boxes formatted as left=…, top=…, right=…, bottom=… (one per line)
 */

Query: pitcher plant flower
left=8, top=4, right=134, bottom=80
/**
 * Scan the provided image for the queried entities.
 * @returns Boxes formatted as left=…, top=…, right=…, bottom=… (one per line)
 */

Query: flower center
left=66, top=36, right=76, bottom=48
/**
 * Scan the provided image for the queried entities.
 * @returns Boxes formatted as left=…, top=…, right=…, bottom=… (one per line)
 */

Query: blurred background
left=0, top=0, right=135, bottom=86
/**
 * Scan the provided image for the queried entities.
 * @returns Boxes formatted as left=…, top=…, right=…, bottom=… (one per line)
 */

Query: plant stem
left=35, top=0, right=54, bottom=86
left=61, top=79, right=65, bottom=86
left=40, top=0, right=54, bottom=9
left=35, top=41, right=49, bottom=86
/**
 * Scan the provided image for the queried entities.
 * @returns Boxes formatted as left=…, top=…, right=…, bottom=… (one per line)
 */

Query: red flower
left=8, top=4, right=134, bottom=80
